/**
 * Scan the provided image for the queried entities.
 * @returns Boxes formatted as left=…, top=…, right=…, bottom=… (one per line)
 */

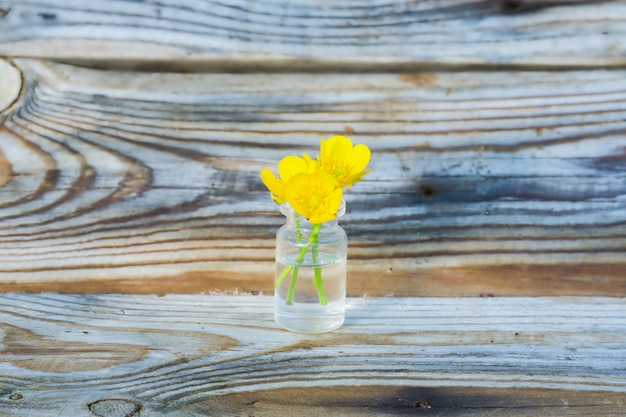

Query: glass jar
left=274, top=200, right=347, bottom=333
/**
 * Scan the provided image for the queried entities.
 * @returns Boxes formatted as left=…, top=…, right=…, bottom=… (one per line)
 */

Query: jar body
left=274, top=204, right=347, bottom=333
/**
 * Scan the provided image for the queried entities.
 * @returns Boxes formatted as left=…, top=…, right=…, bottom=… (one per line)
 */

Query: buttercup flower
left=284, top=171, right=342, bottom=224
left=318, top=135, right=371, bottom=187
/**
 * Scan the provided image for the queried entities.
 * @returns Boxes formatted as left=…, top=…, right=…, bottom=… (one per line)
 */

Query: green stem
left=275, top=244, right=306, bottom=289
left=285, top=266, right=299, bottom=306
left=275, top=215, right=304, bottom=289
left=295, top=215, right=302, bottom=242
left=278, top=214, right=305, bottom=306
left=310, top=224, right=327, bottom=306
left=287, top=216, right=302, bottom=305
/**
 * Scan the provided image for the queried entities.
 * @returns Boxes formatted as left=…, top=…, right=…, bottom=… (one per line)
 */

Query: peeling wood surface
left=0, top=294, right=624, bottom=416
left=1, top=59, right=625, bottom=296
left=1, top=0, right=626, bottom=69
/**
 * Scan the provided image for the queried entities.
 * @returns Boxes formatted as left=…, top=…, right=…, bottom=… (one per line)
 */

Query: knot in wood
left=413, top=399, right=431, bottom=408
left=88, top=399, right=142, bottom=417
left=418, top=185, right=435, bottom=197
left=501, top=0, right=525, bottom=13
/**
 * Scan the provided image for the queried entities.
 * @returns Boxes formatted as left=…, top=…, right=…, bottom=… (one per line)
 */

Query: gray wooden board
left=0, top=1, right=625, bottom=69
left=1, top=59, right=625, bottom=295
left=0, top=294, right=624, bottom=416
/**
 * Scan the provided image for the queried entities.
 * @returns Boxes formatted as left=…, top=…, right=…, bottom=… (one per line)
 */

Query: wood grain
left=0, top=59, right=21, bottom=114
left=0, top=59, right=625, bottom=296
left=0, top=0, right=625, bottom=69
left=0, top=294, right=624, bottom=416
left=0, top=323, right=149, bottom=373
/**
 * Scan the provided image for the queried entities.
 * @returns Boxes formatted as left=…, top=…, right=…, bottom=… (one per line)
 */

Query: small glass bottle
left=274, top=201, right=347, bottom=333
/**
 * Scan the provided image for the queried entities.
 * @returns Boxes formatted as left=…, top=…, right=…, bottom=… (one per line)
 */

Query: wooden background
left=1, top=0, right=625, bottom=296
left=1, top=2, right=626, bottom=417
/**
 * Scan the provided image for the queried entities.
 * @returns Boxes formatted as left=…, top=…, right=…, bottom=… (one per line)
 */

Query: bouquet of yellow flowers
left=260, top=136, right=371, bottom=306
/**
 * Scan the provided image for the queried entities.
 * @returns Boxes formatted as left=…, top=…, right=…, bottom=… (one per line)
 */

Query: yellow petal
left=302, top=152, right=318, bottom=172
left=260, top=168, right=287, bottom=204
left=351, top=144, right=371, bottom=172
left=278, top=155, right=308, bottom=183
left=343, top=169, right=372, bottom=187
left=325, top=136, right=352, bottom=162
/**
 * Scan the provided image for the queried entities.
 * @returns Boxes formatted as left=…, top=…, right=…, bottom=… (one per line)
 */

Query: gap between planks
left=31, top=57, right=626, bottom=74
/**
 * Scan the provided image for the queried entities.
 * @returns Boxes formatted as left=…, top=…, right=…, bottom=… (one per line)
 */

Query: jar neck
left=280, top=200, right=345, bottom=233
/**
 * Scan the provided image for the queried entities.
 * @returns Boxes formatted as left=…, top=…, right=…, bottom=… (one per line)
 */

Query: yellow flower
left=260, top=155, right=317, bottom=204
left=284, top=171, right=342, bottom=224
left=318, top=135, right=371, bottom=187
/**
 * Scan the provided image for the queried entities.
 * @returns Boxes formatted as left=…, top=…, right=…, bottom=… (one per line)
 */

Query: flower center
left=309, top=195, right=322, bottom=208
left=333, top=166, right=346, bottom=177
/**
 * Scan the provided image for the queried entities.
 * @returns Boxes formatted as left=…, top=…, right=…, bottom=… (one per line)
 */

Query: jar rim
left=279, top=200, right=346, bottom=220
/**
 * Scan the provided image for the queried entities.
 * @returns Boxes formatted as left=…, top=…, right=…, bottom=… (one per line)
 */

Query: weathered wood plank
left=0, top=294, right=624, bottom=416
left=1, top=0, right=625, bottom=69
left=1, top=59, right=625, bottom=296
left=0, top=59, right=20, bottom=115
